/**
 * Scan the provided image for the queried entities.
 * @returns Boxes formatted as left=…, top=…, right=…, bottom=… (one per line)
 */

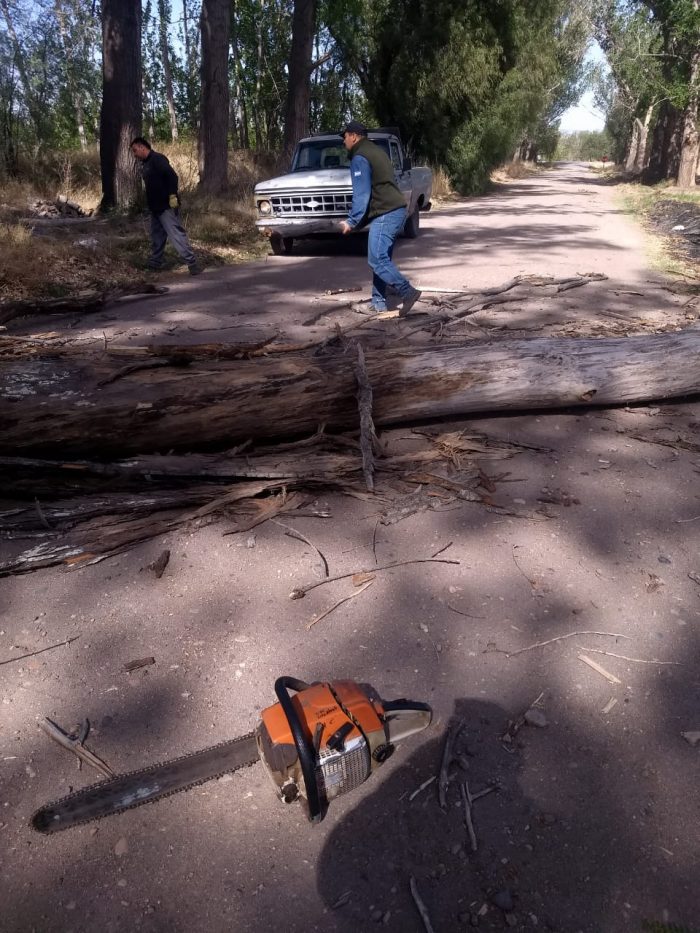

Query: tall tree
left=591, top=0, right=663, bottom=173
left=198, top=0, right=230, bottom=192
left=99, top=0, right=142, bottom=210
left=54, top=0, right=88, bottom=149
left=0, top=0, right=43, bottom=138
left=157, top=0, right=178, bottom=140
left=675, top=0, right=699, bottom=186
left=282, top=0, right=316, bottom=157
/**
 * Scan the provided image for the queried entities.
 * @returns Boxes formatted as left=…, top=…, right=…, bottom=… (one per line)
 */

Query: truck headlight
left=258, top=200, right=272, bottom=215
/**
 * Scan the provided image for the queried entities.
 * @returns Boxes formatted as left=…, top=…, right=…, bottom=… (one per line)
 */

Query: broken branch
left=290, top=557, right=459, bottom=599
left=0, top=635, right=79, bottom=666
left=506, top=630, right=630, bottom=658
left=307, top=579, right=374, bottom=629
left=38, top=717, right=114, bottom=778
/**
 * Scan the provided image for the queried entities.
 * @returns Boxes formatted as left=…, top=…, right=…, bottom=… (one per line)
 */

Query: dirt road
left=2, top=164, right=699, bottom=933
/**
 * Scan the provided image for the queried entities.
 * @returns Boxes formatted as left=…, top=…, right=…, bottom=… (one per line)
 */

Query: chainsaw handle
left=274, top=677, right=323, bottom=823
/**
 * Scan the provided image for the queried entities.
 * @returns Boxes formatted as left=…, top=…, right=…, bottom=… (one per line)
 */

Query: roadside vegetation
left=0, top=144, right=272, bottom=301
left=620, top=183, right=700, bottom=280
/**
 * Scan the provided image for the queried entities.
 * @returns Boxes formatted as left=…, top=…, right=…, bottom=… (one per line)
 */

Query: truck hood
left=255, top=168, right=350, bottom=193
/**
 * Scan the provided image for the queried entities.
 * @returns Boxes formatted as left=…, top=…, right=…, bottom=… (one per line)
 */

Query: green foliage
left=327, top=0, right=590, bottom=192
left=555, top=129, right=615, bottom=160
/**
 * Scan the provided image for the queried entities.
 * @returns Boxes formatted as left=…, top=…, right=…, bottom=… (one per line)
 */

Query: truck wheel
left=270, top=234, right=294, bottom=255
left=404, top=207, right=420, bottom=239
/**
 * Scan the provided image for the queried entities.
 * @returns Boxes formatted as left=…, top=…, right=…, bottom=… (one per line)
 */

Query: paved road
left=2, top=164, right=698, bottom=933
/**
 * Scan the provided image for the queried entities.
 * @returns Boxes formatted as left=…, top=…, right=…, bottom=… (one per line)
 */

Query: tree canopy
left=0, top=0, right=696, bottom=196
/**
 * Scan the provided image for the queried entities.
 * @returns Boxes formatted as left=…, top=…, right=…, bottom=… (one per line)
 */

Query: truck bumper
left=256, top=218, right=353, bottom=238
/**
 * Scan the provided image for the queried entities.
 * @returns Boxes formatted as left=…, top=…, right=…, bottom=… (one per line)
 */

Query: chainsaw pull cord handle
left=274, top=677, right=323, bottom=823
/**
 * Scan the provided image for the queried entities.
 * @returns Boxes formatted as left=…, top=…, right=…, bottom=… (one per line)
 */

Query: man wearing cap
left=339, top=121, right=421, bottom=316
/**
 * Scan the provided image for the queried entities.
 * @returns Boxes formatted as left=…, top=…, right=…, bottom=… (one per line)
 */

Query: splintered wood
left=0, top=429, right=521, bottom=576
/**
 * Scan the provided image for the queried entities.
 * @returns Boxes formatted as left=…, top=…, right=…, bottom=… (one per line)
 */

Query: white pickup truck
left=254, top=130, right=433, bottom=255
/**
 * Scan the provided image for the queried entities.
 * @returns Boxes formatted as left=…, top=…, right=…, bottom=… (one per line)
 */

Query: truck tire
left=270, top=234, right=294, bottom=255
left=403, top=207, right=420, bottom=239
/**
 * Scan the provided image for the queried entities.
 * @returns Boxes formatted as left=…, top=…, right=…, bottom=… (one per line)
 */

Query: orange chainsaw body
left=256, top=679, right=425, bottom=821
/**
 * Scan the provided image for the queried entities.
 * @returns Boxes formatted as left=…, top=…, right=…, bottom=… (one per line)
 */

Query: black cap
left=340, top=120, right=368, bottom=137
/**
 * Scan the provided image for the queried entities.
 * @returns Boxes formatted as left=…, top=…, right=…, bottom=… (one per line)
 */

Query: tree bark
left=644, top=99, right=681, bottom=183
left=677, top=44, right=699, bottom=187
left=3, top=328, right=700, bottom=457
left=157, top=0, right=179, bottom=141
left=198, top=0, right=230, bottom=194
left=282, top=0, right=316, bottom=159
left=99, top=0, right=142, bottom=211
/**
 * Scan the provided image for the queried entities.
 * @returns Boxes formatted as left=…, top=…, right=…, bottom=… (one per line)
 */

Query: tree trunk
left=677, top=44, right=700, bottom=187
left=282, top=0, right=316, bottom=159
left=198, top=0, right=230, bottom=194
left=3, top=328, right=700, bottom=457
left=54, top=1, right=88, bottom=150
left=99, top=0, right=142, bottom=211
left=181, top=0, right=198, bottom=128
left=644, top=99, right=681, bottom=183
left=625, top=119, right=641, bottom=173
left=157, top=0, right=178, bottom=141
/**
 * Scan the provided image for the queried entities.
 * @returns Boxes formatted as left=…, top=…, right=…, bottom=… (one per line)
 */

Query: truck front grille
left=268, top=190, right=352, bottom=216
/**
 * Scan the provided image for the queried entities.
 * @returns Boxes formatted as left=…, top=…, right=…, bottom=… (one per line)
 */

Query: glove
left=168, top=193, right=178, bottom=210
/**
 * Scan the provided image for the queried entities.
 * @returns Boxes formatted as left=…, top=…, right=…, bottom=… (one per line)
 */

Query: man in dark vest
left=130, top=137, right=201, bottom=275
left=339, top=121, right=421, bottom=316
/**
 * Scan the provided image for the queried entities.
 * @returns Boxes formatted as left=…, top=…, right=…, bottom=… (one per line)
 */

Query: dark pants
left=149, top=208, right=196, bottom=267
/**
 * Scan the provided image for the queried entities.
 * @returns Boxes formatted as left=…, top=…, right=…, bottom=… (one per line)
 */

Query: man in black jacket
left=130, top=137, right=201, bottom=275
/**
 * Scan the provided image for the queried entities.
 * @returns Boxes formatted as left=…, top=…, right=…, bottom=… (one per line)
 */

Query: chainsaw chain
left=31, top=731, right=258, bottom=835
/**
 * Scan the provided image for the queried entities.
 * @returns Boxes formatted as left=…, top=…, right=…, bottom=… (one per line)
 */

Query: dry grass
left=429, top=164, right=455, bottom=202
left=0, top=142, right=276, bottom=300
left=491, top=160, right=541, bottom=183
left=0, top=221, right=141, bottom=300
left=620, top=182, right=700, bottom=281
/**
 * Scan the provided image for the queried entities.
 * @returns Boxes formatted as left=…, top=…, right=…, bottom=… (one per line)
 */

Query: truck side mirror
left=402, top=158, right=412, bottom=171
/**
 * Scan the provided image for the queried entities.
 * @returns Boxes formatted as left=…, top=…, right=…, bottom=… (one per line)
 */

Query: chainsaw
left=32, top=677, right=431, bottom=834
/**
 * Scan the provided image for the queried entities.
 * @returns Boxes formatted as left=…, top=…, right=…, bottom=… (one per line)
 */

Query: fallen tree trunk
left=2, top=327, right=700, bottom=457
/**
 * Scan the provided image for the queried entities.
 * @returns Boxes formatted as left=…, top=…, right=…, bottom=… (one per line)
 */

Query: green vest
left=352, top=138, right=407, bottom=222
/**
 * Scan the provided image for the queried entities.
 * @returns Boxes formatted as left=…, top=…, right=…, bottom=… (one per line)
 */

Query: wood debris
left=148, top=549, right=170, bottom=578
left=0, top=635, right=79, bottom=666
left=38, top=717, right=114, bottom=778
left=290, top=556, right=459, bottom=600
left=409, top=876, right=436, bottom=933
left=123, top=657, right=156, bottom=672
left=307, top=579, right=374, bottom=629
left=578, top=654, right=622, bottom=685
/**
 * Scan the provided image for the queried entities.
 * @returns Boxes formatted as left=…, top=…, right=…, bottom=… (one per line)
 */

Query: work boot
left=399, top=287, right=422, bottom=317
left=188, top=262, right=203, bottom=276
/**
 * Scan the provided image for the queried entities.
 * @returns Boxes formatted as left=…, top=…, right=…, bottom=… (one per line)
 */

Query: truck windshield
left=292, top=139, right=390, bottom=172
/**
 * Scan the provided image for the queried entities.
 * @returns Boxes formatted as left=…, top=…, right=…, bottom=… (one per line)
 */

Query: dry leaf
left=352, top=572, right=376, bottom=586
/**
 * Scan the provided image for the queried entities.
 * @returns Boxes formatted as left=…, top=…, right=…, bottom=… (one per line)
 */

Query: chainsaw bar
left=31, top=732, right=259, bottom=835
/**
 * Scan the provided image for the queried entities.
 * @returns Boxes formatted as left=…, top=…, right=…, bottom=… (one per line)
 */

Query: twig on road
left=307, top=579, right=374, bottom=629
left=506, top=630, right=629, bottom=658
left=0, top=635, right=79, bottom=667
left=409, top=877, right=436, bottom=933
left=290, top=557, right=459, bottom=599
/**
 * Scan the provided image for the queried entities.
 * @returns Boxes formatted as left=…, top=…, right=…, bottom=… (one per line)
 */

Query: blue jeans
left=367, top=207, right=412, bottom=310
left=149, top=208, right=196, bottom=267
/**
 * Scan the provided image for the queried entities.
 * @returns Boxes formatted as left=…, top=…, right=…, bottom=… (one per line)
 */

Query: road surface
left=2, top=164, right=698, bottom=933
